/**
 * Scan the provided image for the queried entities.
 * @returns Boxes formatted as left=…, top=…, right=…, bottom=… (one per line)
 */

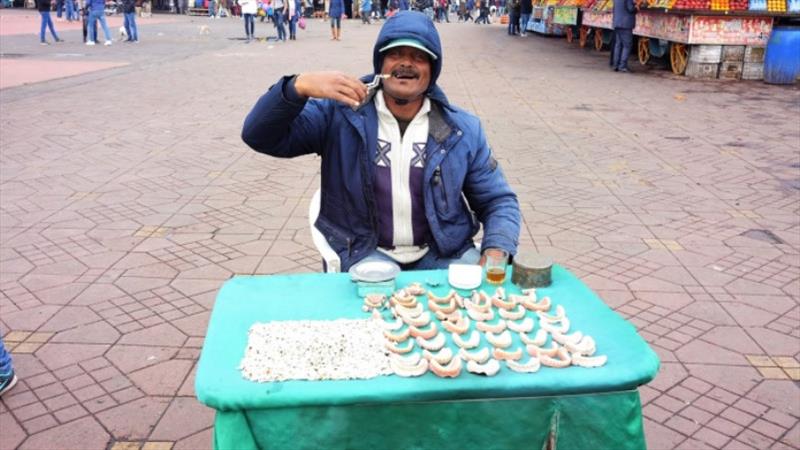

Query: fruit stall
left=553, top=0, right=585, bottom=41
left=528, top=0, right=569, bottom=35
left=577, top=0, right=615, bottom=48
left=573, top=0, right=799, bottom=80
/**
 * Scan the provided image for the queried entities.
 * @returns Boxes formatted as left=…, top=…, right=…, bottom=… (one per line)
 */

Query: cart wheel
left=670, top=42, right=688, bottom=75
left=579, top=26, right=589, bottom=48
left=566, top=26, right=574, bottom=43
left=638, top=37, right=650, bottom=65
left=594, top=28, right=603, bottom=51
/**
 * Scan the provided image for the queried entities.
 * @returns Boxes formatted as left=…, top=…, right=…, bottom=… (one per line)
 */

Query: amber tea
left=486, top=267, right=506, bottom=284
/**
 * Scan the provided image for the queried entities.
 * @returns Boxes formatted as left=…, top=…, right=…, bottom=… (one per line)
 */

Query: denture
left=430, top=355, right=462, bottom=378
left=507, top=317, right=534, bottom=333
left=466, top=358, right=501, bottom=376
left=453, top=330, right=480, bottom=349
left=476, top=320, right=507, bottom=334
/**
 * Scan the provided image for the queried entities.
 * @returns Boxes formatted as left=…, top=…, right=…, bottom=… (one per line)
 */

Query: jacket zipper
left=433, top=166, right=448, bottom=211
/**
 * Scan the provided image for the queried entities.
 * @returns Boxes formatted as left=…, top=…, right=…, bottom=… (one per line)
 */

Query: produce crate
left=729, top=0, right=748, bottom=10
left=719, top=61, right=744, bottom=79
left=686, top=60, right=720, bottom=78
left=673, top=0, right=710, bottom=9
left=722, top=45, right=745, bottom=61
left=710, top=0, right=729, bottom=9
left=690, top=45, right=723, bottom=63
left=766, top=0, right=785, bottom=10
left=742, top=61, right=764, bottom=79
left=745, top=46, right=765, bottom=62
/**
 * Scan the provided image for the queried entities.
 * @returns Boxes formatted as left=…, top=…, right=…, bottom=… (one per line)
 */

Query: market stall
left=634, top=5, right=781, bottom=78
left=554, top=0, right=584, bottom=41
left=578, top=0, right=614, bottom=49
left=528, top=0, right=569, bottom=35
left=573, top=0, right=798, bottom=79
left=196, top=266, right=660, bottom=450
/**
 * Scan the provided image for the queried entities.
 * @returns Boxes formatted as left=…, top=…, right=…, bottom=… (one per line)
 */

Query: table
left=196, top=266, right=660, bottom=450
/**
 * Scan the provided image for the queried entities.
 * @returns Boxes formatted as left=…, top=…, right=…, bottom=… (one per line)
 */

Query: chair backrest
left=308, top=189, right=341, bottom=272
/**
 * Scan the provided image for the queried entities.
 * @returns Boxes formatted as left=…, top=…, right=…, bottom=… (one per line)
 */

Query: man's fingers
left=332, top=75, right=367, bottom=103
left=331, top=90, right=361, bottom=108
left=336, top=84, right=365, bottom=106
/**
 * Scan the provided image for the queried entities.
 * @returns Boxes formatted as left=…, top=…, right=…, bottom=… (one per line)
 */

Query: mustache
left=391, top=67, right=420, bottom=78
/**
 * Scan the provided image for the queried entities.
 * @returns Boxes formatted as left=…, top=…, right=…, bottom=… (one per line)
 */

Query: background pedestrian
left=329, top=0, right=343, bottom=39
left=611, top=0, right=637, bottom=72
left=123, top=0, right=139, bottom=42
left=37, top=0, right=62, bottom=44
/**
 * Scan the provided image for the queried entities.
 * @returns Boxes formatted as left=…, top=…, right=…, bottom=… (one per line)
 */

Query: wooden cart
left=579, top=9, right=614, bottom=49
left=634, top=10, right=774, bottom=74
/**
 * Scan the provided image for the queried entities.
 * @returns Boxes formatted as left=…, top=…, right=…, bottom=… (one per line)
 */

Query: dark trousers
left=244, top=12, right=254, bottom=37
left=508, top=11, right=518, bottom=34
left=612, top=27, right=633, bottom=70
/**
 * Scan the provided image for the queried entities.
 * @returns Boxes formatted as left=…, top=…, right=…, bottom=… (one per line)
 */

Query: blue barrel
left=764, top=25, right=800, bottom=84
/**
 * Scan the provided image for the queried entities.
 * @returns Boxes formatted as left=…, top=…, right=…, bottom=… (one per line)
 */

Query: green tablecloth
left=196, top=266, right=659, bottom=450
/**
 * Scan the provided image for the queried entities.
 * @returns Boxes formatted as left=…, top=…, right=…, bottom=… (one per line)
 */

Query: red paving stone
left=0, top=7, right=798, bottom=450
left=0, top=59, right=130, bottom=90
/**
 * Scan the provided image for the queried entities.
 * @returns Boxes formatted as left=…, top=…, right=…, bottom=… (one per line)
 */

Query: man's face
left=380, top=46, right=432, bottom=101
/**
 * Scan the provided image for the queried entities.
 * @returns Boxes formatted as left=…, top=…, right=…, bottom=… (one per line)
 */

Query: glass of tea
left=484, top=249, right=509, bottom=285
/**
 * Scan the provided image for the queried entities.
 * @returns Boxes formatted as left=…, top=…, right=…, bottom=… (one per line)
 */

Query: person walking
left=122, top=0, right=139, bottom=42
left=611, top=0, right=637, bottom=72
left=437, top=0, right=448, bottom=21
left=86, top=0, right=113, bottom=44
left=474, top=0, right=489, bottom=23
left=240, top=0, right=257, bottom=40
left=329, top=0, right=343, bottom=39
left=37, top=0, right=63, bottom=44
left=518, top=0, right=530, bottom=35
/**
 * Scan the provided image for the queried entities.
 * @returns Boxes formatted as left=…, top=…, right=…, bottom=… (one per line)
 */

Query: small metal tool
left=351, top=73, right=390, bottom=111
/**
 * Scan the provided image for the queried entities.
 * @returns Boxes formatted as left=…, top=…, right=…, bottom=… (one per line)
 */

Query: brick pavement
left=0, top=8, right=799, bottom=450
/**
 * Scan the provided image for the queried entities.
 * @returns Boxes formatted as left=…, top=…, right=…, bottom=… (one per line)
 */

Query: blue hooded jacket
left=242, top=11, right=520, bottom=271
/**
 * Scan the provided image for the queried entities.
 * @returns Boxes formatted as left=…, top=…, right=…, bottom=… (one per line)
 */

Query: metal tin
left=511, top=251, right=554, bottom=288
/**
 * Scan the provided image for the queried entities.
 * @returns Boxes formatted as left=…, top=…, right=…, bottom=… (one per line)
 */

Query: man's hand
left=478, top=247, right=507, bottom=266
left=294, top=72, right=368, bottom=109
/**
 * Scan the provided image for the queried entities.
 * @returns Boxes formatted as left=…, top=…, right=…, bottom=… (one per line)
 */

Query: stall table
left=196, top=266, right=660, bottom=450
left=634, top=9, right=774, bottom=74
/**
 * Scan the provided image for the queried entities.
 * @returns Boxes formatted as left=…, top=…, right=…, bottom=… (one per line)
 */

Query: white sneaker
left=104, top=40, right=112, bottom=46
left=86, top=40, right=96, bottom=45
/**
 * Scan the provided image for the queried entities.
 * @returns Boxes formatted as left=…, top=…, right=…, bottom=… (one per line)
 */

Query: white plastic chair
left=309, top=189, right=341, bottom=273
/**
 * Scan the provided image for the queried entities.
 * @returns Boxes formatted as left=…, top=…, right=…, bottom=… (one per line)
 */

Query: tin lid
left=513, top=251, right=553, bottom=270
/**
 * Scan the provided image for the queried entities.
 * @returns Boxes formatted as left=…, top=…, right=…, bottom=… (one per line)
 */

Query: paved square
left=1, top=8, right=799, bottom=450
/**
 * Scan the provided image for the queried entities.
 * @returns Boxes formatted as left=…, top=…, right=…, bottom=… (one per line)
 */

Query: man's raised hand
left=294, top=72, right=368, bottom=109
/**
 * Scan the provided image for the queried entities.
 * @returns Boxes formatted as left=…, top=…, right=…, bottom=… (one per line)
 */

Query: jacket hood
left=373, top=11, right=443, bottom=94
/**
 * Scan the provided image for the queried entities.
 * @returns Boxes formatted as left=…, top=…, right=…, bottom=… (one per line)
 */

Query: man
left=85, top=0, right=112, bottom=45
left=612, top=0, right=637, bottom=72
left=36, top=0, right=63, bottom=45
left=242, top=11, right=520, bottom=272
left=518, top=0, right=530, bottom=36
left=122, top=0, right=139, bottom=42
left=507, top=0, right=519, bottom=35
